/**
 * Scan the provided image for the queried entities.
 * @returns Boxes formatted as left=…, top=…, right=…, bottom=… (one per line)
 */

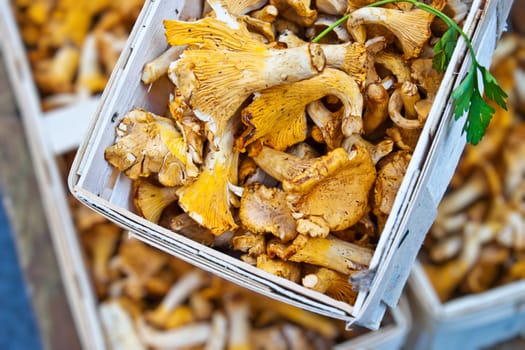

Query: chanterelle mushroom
left=373, top=151, right=412, bottom=229
left=132, top=179, right=179, bottom=224
left=270, top=234, right=374, bottom=274
left=236, top=68, right=363, bottom=151
left=239, top=183, right=297, bottom=242
left=176, top=118, right=240, bottom=235
left=270, top=0, right=317, bottom=27
left=169, top=43, right=325, bottom=146
left=251, top=146, right=350, bottom=193
left=306, top=100, right=344, bottom=150
left=163, top=16, right=265, bottom=51
left=104, top=109, right=198, bottom=187
left=346, top=2, right=443, bottom=59
left=207, top=0, right=268, bottom=16
left=293, top=145, right=377, bottom=236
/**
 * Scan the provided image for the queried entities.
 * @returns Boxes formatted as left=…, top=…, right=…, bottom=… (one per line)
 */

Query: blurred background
left=1, top=0, right=525, bottom=349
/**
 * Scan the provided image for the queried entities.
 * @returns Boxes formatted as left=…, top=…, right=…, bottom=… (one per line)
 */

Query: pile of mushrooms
left=104, top=0, right=468, bottom=303
left=421, top=33, right=525, bottom=302
left=67, top=185, right=376, bottom=349
left=12, top=0, right=144, bottom=110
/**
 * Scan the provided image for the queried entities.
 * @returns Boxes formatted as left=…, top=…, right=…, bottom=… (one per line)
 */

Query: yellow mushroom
left=273, top=234, right=373, bottom=274
left=104, top=109, right=198, bottom=187
left=256, top=254, right=302, bottom=282
left=346, top=4, right=440, bottom=59
left=168, top=88, right=206, bottom=165
left=374, top=50, right=412, bottom=83
left=236, top=68, right=362, bottom=151
left=342, top=134, right=393, bottom=165
left=232, top=232, right=267, bottom=256
left=83, top=223, right=121, bottom=288
left=146, top=269, right=209, bottom=328
left=132, top=179, right=179, bottom=224
left=77, top=33, right=107, bottom=95
left=306, top=100, right=344, bottom=150
left=372, top=151, right=412, bottom=228
left=239, top=183, right=297, bottom=242
left=362, top=82, right=389, bottom=136
left=164, top=16, right=266, bottom=51
left=302, top=266, right=357, bottom=304
left=239, top=14, right=276, bottom=42
left=251, top=146, right=350, bottom=193
left=315, top=0, right=348, bottom=15
left=269, top=0, right=317, bottom=27
left=169, top=213, right=216, bottom=246
left=169, top=43, right=325, bottom=146
left=175, top=118, right=240, bottom=235
left=115, top=238, right=169, bottom=300
left=293, top=146, right=377, bottom=235
left=207, top=0, right=268, bottom=16
left=34, top=45, right=80, bottom=94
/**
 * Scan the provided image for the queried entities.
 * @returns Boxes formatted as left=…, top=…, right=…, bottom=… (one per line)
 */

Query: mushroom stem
left=77, top=33, right=106, bottom=96
left=439, top=171, right=487, bottom=215
left=99, top=301, right=146, bottom=350
left=204, top=312, right=228, bottom=350
left=388, top=88, right=424, bottom=129
left=137, top=319, right=211, bottom=349
left=146, top=270, right=208, bottom=326
left=363, top=82, right=389, bottom=135
left=245, top=293, right=339, bottom=338
left=302, top=267, right=357, bottom=304
left=225, top=295, right=251, bottom=350
left=283, top=235, right=373, bottom=274
left=400, top=81, right=421, bottom=120
left=142, top=46, right=186, bottom=84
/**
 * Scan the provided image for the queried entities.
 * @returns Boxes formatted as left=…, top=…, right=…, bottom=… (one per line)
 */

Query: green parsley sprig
left=313, top=0, right=508, bottom=145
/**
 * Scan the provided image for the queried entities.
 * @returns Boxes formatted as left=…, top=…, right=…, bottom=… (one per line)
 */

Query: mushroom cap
left=170, top=44, right=326, bottom=145
left=176, top=121, right=240, bottom=235
left=252, top=146, right=352, bottom=194
left=346, top=6, right=435, bottom=59
left=132, top=179, right=179, bottom=224
left=256, top=254, right=302, bottom=282
left=208, top=0, right=268, bottom=16
left=373, top=150, right=412, bottom=218
left=239, top=183, right=298, bottom=242
left=270, top=0, right=318, bottom=27
left=237, top=68, right=362, bottom=151
left=164, top=16, right=266, bottom=51
left=294, top=146, right=376, bottom=232
left=104, top=109, right=193, bottom=187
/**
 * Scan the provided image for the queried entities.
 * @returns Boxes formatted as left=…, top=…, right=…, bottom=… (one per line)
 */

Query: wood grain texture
left=0, top=52, right=81, bottom=350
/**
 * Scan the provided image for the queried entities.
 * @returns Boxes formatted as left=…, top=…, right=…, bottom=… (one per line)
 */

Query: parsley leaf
left=433, top=27, right=458, bottom=73
left=464, top=86, right=495, bottom=145
left=479, top=66, right=508, bottom=110
left=451, top=67, right=475, bottom=120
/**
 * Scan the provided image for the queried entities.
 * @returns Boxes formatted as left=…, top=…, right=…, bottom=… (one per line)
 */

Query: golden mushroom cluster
left=105, top=0, right=467, bottom=303
left=11, top=0, right=144, bottom=110
left=421, top=33, right=525, bottom=302
left=65, top=166, right=373, bottom=349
